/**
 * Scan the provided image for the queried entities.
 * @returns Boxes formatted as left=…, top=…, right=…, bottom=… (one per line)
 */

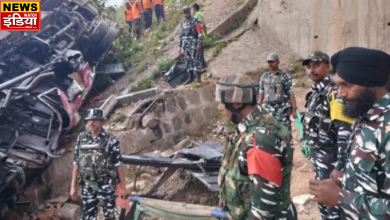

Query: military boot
left=183, top=71, right=194, bottom=84
left=195, top=72, right=202, bottom=83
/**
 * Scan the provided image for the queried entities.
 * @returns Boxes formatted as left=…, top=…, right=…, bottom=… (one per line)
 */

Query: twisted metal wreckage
left=120, top=141, right=230, bottom=220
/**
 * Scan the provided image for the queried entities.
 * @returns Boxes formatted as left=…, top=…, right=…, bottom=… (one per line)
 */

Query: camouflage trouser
left=182, top=40, right=201, bottom=81
left=310, top=148, right=340, bottom=220
left=249, top=203, right=297, bottom=220
left=80, top=182, right=116, bottom=220
left=220, top=178, right=252, bottom=220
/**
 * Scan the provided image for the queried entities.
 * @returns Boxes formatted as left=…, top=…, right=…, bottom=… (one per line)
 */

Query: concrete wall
left=208, top=0, right=258, bottom=37
left=258, top=0, right=390, bottom=58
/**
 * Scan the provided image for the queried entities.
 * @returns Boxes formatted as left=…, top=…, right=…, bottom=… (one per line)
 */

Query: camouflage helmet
left=182, top=6, right=191, bottom=14
left=85, top=108, right=107, bottom=120
left=216, top=73, right=258, bottom=104
left=302, top=51, right=330, bottom=66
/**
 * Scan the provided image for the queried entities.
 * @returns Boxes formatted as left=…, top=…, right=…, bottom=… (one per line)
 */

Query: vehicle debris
left=122, top=141, right=223, bottom=193
left=119, top=141, right=224, bottom=220
left=96, top=63, right=126, bottom=78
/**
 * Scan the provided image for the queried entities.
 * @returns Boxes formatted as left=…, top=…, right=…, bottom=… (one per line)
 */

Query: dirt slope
left=207, top=27, right=301, bottom=78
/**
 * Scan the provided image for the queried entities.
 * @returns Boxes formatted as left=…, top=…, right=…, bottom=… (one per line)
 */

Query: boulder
left=58, top=203, right=80, bottom=220
left=142, top=114, right=160, bottom=128
left=173, top=138, right=192, bottom=151
left=142, top=127, right=157, bottom=142
left=127, top=113, right=143, bottom=130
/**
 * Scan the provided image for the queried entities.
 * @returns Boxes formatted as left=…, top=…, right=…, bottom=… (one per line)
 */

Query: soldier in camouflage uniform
left=301, top=51, right=353, bottom=220
left=70, top=108, right=129, bottom=220
left=258, top=53, right=297, bottom=147
left=309, top=47, right=390, bottom=220
left=216, top=73, right=297, bottom=220
left=178, top=6, right=204, bottom=83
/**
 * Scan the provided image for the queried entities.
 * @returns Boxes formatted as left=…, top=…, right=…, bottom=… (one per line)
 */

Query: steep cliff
left=258, top=0, right=390, bottom=57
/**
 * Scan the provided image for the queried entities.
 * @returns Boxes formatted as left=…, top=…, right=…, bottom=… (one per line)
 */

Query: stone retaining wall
left=115, top=83, right=217, bottom=154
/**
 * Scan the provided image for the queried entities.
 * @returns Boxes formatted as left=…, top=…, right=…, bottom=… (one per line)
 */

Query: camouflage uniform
left=259, top=70, right=294, bottom=146
left=302, top=75, right=352, bottom=219
left=216, top=73, right=297, bottom=220
left=338, top=93, right=390, bottom=219
left=179, top=14, right=204, bottom=82
left=74, top=129, right=122, bottom=220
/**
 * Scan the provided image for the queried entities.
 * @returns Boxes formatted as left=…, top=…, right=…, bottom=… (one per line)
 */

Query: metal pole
left=0, top=67, right=42, bottom=91
left=47, top=22, right=75, bottom=44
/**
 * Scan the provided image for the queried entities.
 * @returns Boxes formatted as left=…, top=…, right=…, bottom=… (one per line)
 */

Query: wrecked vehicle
left=0, top=0, right=119, bottom=217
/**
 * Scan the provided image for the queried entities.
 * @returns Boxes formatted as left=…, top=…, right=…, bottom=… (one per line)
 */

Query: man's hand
left=291, top=109, right=297, bottom=118
left=70, top=185, right=78, bottom=201
left=331, top=169, right=344, bottom=181
left=121, top=186, right=132, bottom=197
left=196, top=45, right=201, bottom=51
left=178, top=47, right=182, bottom=55
left=309, top=179, right=341, bottom=208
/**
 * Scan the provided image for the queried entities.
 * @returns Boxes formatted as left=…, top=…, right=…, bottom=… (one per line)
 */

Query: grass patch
left=129, top=78, right=154, bottom=93
left=152, top=69, right=160, bottom=79
left=225, top=14, right=248, bottom=35
left=132, top=49, right=148, bottom=64
left=291, top=71, right=306, bottom=79
left=112, top=113, right=127, bottom=123
left=236, top=0, right=245, bottom=6
left=136, top=60, right=149, bottom=73
left=152, top=58, right=175, bottom=79
left=288, top=59, right=306, bottom=79
left=245, top=67, right=268, bottom=82
left=188, top=82, right=202, bottom=88
left=294, top=78, right=309, bottom=88
left=128, top=76, right=135, bottom=83
left=153, top=48, right=162, bottom=57
left=286, top=59, right=310, bottom=88
left=203, top=35, right=222, bottom=49
left=212, top=41, right=228, bottom=58
left=157, top=58, right=174, bottom=73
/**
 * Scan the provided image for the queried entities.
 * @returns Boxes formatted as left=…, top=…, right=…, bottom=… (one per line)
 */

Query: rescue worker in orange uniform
left=124, top=2, right=133, bottom=33
left=154, top=0, right=164, bottom=25
left=142, top=0, right=153, bottom=31
left=130, top=0, right=142, bottom=39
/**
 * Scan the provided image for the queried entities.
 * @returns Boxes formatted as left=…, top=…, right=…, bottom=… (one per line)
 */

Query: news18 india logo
left=0, top=0, right=40, bottom=31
